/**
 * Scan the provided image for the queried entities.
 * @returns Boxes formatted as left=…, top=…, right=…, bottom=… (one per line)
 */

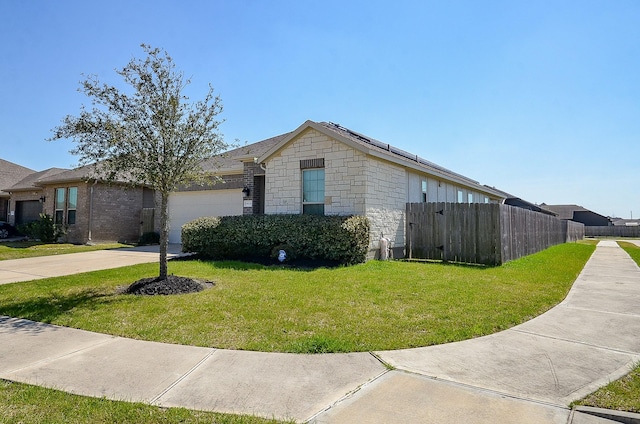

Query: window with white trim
left=421, top=180, right=427, bottom=202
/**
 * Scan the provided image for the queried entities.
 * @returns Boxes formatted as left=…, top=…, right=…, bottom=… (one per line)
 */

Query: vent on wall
left=300, top=158, right=325, bottom=169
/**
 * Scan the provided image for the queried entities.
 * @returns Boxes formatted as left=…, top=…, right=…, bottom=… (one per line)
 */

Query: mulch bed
left=124, top=275, right=214, bottom=296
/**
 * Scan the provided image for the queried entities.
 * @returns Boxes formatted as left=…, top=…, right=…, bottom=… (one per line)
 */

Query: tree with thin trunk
left=50, top=44, right=227, bottom=280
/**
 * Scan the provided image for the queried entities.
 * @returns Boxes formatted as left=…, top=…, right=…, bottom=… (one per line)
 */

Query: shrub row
left=181, top=214, right=370, bottom=265
left=17, top=213, right=65, bottom=243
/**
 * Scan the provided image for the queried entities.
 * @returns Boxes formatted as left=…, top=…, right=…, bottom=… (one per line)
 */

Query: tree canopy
left=50, top=44, right=228, bottom=278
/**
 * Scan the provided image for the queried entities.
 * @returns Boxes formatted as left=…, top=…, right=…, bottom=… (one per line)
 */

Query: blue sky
left=1, top=1, right=638, bottom=218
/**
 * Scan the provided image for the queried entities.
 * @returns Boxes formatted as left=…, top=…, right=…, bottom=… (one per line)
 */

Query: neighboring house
left=540, top=204, right=612, bottom=227
left=170, top=120, right=507, bottom=258
left=34, top=166, right=157, bottom=244
left=0, top=159, right=36, bottom=222
left=4, top=163, right=156, bottom=244
left=488, top=188, right=557, bottom=216
left=4, top=167, right=69, bottom=226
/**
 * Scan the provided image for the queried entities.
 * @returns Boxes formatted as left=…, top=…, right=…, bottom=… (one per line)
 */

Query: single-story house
left=2, top=120, right=512, bottom=254
left=3, top=166, right=69, bottom=226
left=169, top=120, right=507, bottom=258
left=539, top=204, right=612, bottom=227
left=0, top=159, right=37, bottom=223
left=3, top=163, right=156, bottom=244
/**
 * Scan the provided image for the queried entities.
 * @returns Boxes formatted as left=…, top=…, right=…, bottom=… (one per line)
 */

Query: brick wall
left=86, top=184, right=146, bottom=243
left=39, top=182, right=146, bottom=244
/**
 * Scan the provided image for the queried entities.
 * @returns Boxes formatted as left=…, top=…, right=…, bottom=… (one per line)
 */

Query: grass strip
left=0, top=242, right=130, bottom=260
left=0, top=242, right=595, bottom=353
left=0, top=379, right=287, bottom=424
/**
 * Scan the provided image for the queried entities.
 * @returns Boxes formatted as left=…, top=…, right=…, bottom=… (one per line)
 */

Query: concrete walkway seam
left=303, top=366, right=392, bottom=423
left=149, top=348, right=218, bottom=405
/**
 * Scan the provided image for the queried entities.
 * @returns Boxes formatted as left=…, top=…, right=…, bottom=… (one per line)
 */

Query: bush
left=182, top=214, right=370, bottom=265
left=17, top=213, right=64, bottom=243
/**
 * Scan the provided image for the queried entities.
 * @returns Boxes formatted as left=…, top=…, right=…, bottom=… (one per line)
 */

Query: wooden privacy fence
left=140, top=208, right=155, bottom=235
left=406, top=203, right=584, bottom=266
left=585, top=226, right=640, bottom=238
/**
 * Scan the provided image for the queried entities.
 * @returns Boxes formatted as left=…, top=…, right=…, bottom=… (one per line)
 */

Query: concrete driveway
left=0, top=244, right=184, bottom=285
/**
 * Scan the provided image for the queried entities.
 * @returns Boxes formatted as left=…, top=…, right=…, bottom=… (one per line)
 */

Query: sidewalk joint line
left=393, top=368, right=571, bottom=411
left=149, top=348, right=217, bottom=405
left=304, top=365, right=391, bottom=423
left=562, top=305, right=640, bottom=318
left=510, top=328, right=640, bottom=356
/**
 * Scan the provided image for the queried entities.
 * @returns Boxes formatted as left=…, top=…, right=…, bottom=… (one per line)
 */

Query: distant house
left=169, top=120, right=508, bottom=258
left=540, top=204, right=612, bottom=227
left=611, top=218, right=640, bottom=227
left=488, top=188, right=557, bottom=216
left=0, top=159, right=36, bottom=223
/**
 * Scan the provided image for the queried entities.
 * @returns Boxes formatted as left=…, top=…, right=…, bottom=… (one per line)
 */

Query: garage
left=168, top=189, right=243, bottom=243
left=15, top=200, right=43, bottom=225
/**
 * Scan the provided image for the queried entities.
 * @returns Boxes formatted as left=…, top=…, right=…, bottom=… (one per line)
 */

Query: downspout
left=87, top=181, right=97, bottom=245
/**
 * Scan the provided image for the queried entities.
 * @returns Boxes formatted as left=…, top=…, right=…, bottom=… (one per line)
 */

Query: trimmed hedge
left=182, top=214, right=370, bottom=265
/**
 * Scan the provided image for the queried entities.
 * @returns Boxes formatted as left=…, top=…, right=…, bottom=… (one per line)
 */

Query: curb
left=573, top=406, right=640, bottom=424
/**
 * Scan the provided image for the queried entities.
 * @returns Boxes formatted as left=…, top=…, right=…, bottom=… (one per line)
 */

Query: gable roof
left=7, top=168, right=69, bottom=192
left=540, top=204, right=609, bottom=221
left=259, top=120, right=505, bottom=197
left=200, top=132, right=291, bottom=174
left=0, top=159, right=36, bottom=195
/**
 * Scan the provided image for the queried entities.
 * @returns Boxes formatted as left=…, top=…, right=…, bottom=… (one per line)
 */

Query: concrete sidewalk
left=0, top=244, right=184, bottom=284
left=1, top=241, right=639, bottom=423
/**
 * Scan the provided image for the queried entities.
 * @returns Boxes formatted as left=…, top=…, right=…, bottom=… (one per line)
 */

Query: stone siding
left=263, top=128, right=502, bottom=260
left=364, top=159, right=408, bottom=258
left=264, top=128, right=367, bottom=215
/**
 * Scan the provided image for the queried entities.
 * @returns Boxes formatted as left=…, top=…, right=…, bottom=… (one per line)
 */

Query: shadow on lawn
left=0, top=289, right=115, bottom=328
left=176, top=254, right=342, bottom=271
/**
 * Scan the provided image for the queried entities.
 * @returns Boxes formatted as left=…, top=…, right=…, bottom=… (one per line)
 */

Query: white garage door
left=168, top=189, right=244, bottom=243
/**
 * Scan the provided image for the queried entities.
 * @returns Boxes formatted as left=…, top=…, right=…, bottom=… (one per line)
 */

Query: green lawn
left=0, top=379, right=287, bottom=424
left=573, top=241, right=640, bottom=413
left=0, top=241, right=130, bottom=260
left=0, top=242, right=595, bottom=353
